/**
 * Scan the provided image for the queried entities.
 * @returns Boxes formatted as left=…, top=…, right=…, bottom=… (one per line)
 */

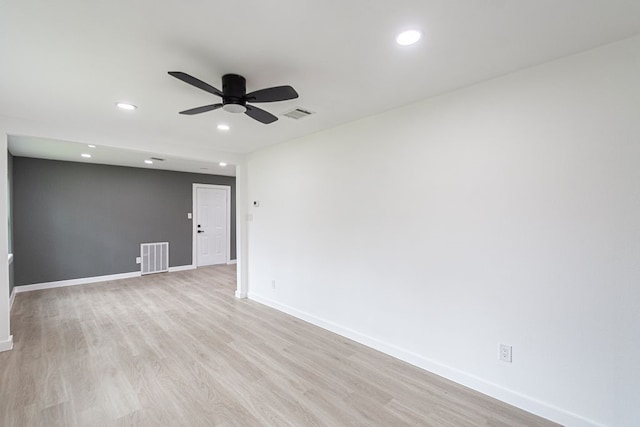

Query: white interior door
left=196, top=187, right=227, bottom=266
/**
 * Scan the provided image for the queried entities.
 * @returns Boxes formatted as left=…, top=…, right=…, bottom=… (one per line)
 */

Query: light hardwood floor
left=1, top=266, right=558, bottom=426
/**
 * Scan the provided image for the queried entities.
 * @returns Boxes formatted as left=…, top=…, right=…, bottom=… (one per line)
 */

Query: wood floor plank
left=0, top=265, right=559, bottom=426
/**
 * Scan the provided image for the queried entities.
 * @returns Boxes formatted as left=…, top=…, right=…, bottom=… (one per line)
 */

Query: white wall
left=0, top=131, right=12, bottom=352
left=235, top=160, right=250, bottom=299
left=246, top=36, right=640, bottom=427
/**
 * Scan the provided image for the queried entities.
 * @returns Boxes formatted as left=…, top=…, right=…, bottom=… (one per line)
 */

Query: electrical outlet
left=136, top=256, right=141, bottom=264
left=500, top=344, right=512, bottom=363
left=271, top=280, right=276, bottom=289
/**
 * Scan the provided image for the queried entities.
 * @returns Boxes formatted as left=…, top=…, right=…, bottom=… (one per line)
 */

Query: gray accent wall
left=13, top=157, right=236, bottom=286
left=8, top=152, right=14, bottom=296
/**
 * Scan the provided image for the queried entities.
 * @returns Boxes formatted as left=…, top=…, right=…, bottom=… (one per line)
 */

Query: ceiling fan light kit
left=168, top=71, right=299, bottom=124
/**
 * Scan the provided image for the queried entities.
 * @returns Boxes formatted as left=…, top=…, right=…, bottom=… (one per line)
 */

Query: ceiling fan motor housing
left=222, top=74, right=247, bottom=113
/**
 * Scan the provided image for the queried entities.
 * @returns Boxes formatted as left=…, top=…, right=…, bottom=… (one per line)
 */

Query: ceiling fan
left=168, top=72, right=298, bottom=124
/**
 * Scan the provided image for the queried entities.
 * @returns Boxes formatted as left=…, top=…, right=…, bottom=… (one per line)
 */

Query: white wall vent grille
left=283, top=107, right=314, bottom=120
left=141, top=242, right=169, bottom=275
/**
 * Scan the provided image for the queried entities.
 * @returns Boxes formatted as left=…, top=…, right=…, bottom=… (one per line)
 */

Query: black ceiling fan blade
left=168, top=71, right=223, bottom=97
left=179, top=103, right=223, bottom=115
left=246, top=85, right=298, bottom=103
left=245, top=105, right=278, bottom=124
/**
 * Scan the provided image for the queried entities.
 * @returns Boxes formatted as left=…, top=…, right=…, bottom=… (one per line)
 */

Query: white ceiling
left=8, top=135, right=235, bottom=176
left=1, top=1, right=640, bottom=172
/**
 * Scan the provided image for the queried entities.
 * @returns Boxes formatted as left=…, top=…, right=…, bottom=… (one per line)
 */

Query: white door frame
left=192, top=183, right=232, bottom=268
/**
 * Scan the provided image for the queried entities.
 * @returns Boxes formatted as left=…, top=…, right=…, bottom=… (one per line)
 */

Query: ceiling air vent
left=283, top=107, right=314, bottom=120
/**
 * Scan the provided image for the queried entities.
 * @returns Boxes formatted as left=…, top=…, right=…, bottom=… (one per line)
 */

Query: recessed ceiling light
left=144, top=159, right=153, bottom=164
left=88, top=144, right=96, bottom=148
left=81, top=153, right=92, bottom=158
left=217, top=124, right=230, bottom=131
left=219, top=162, right=227, bottom=167
left=116, top=102, right=137, bottom=110
left=396, top=30, right=422, bottom=46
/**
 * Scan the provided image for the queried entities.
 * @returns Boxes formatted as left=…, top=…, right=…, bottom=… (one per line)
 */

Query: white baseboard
left=14, top=271, right=142, bottom=293
left=235, top=290, right=247, bottom=299
left=168, top=265, right=196, bottom=273
left=227, top=259, right=238, bottom=265
left=0, top=335, right=13, bottom=352
left=9, top=288, right=15, bottom=311
left=247, top=292, right=601, bottom=427
left=14, top=265, right=199, bottom=294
